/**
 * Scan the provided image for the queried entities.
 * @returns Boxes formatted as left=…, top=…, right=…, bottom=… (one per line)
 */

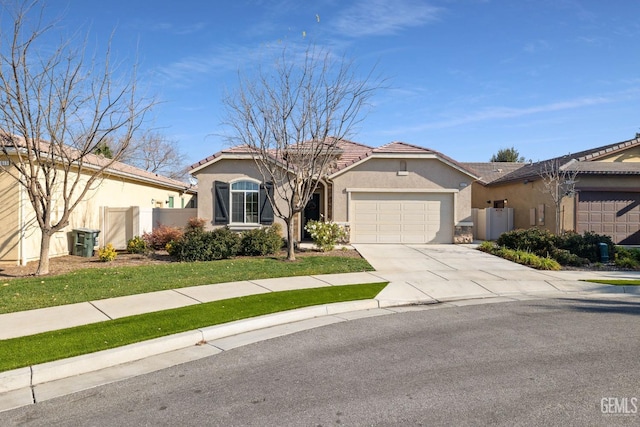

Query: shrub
left=477, top=241, right=497, bottom=253
left=557, top=231, right=615, bottom=263
left=488, top=246, right=560, bottom=270
left=126, top=236, right=148, bottom=255
left=304, top=220, right=347, bottom=252
left=496, top=228, right=558, bottom=257
left=97, top=243, right=117, bottom=262
left=143, top=224, right=183, bottom=250
left=615, top=257, right=639, bottom=269
left=496, top=228, right=615, bottom=266
left=168, top=226, right=240, bottom=261
left=240, top=224, right=283, bottom=256
left=550, top=248, right=589, bottom=267
left=185, top=217, right=206, bottom=235
left=536, top=256, right=561, bottom=271
left=614, top=247, right=640, bottom=269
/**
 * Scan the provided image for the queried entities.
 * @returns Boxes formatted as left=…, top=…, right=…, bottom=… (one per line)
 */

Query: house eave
left=329, top=153, right=479, bottom=180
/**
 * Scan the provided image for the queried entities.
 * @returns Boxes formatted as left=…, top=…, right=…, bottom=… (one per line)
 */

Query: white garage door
left=351, top=192, right=453, bottom=243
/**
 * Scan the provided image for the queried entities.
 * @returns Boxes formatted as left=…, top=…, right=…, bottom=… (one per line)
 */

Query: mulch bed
left=0, top=248, right=363, bottom=278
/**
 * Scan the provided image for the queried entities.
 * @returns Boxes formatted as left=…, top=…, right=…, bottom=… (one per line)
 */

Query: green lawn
left=0, top=282, right=387, bottom=372
left=584, top=279, right=640, bottom=286
left=0, top=256, right=373, bottom=314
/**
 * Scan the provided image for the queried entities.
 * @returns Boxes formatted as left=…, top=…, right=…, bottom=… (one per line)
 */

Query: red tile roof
left=1, top=134, right=195, bottom=192
left=191, top=138, right=478, bottom=178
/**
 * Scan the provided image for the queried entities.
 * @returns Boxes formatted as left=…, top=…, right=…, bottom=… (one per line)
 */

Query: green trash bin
left=72, top=228, right=101, bottom=257
left=598, top=242, right=609, bottom=263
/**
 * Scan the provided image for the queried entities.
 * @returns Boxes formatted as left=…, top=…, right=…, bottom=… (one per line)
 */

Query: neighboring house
left=189, top=140, right=479, bottom=244
left=0, top=152, right=197, bottom=266
left=465, top=135, right=640, bottom=244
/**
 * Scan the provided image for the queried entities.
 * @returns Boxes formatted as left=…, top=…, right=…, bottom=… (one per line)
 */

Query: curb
left=0, top=299, right=380, bottom=400
left=2, top=289, right=638, bottom=412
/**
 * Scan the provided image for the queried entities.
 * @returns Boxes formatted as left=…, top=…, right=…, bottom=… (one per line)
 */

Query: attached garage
left=350, top=191, right=454, bottom=243
left=576, top=191, right=640, bottom=244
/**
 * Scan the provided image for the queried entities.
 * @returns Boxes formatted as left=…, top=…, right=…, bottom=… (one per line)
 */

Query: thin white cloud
left=333, top=0, right=443, bottom=38
left=153, top=45, right=258, bottom=85
left=383, top=95, right=614, bottom=134
left=149, top=22, right=207, bottom=35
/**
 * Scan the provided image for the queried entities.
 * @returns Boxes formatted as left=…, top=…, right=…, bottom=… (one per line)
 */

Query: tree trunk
left=35, top=231, right=52, bottom=275
left=285, top=218, right=296, bottom=261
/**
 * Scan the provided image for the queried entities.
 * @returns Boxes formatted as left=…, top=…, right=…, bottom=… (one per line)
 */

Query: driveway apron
left=352, top=244, right=565, bottom=304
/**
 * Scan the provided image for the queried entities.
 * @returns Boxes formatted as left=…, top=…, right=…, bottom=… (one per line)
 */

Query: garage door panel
left=404, top=213, right=427, bottom=222
left=379, top=223, right=402, bottom=232
left=379, top=203, right=401, bottom=211
left=354, top=212, right=378, bottom=222
left=403, top=204, right=426, bottom=212
left=379, top=213, right=402, bottom=222
left=403, top=224, right=426, bottom=232
left=577, top=191, right=640, bottom=244
left=351, top=192, right=453, bottom=244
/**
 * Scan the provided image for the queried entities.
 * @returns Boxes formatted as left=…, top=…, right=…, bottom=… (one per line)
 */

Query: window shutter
left=214, top=181, right=229, bottom=225
left=260, top=182, right=274, bottom=225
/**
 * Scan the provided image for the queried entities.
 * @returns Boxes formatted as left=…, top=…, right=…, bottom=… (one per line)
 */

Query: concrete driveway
left=351, top=244, right=628, bottom=305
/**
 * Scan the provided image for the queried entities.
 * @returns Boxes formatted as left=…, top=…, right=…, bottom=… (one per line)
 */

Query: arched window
left=231, top=181, right=260, bottom=223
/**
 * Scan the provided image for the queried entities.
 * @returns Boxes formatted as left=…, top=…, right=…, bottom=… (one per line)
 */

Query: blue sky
left=38, top=1, right=640, bottom=165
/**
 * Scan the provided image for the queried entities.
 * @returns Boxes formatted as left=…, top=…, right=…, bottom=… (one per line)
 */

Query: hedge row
left=494, top=229, right=614, bottom=266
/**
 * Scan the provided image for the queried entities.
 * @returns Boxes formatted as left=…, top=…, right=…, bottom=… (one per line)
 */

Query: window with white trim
left=231, top=181, right=260, bottom=223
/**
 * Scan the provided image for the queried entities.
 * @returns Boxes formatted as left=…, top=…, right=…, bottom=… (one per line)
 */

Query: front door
left=302, top=193, right=321, bottom=240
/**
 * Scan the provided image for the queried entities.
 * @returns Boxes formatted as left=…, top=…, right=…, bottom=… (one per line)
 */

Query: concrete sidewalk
left=2, top=244, right=640, bottom=412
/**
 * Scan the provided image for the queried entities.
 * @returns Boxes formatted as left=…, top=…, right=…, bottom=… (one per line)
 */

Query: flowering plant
left=98, top=243, right=118, bottom=262
left=304, top=220, right=347, bottom=251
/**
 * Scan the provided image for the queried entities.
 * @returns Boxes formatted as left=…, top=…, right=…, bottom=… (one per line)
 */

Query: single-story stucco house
left=0, top=149, right=197, bottom=266
left=189, top=140, right=479, bottom=244
left=465, top=135, right=640, bottom=244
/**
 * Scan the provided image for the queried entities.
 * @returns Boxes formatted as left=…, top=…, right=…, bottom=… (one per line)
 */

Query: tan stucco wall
left=331, top=158, right=473, bottom=224
left=192, top=159, right=291, bottom=235
left=0, top=171, right=19, bottom=264
left=1, top=165, right=195, bottom=265
left=472, top=180, right=575, bottom=234
left=598, top=146, right=640, bottom=162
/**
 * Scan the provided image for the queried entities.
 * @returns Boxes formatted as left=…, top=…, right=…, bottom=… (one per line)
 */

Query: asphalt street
left=2, top=296, right=639, bottom=426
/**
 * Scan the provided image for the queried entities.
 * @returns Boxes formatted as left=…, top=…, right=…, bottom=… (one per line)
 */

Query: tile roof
left=1, top=134, right=195, bottom=192
left=475, top=135, right=640, bottom=185
left=191, top=139, right=478, bottom=178
left=462, top=162, right=526, bottom=185
left=373, top=141, right=434, bottom=153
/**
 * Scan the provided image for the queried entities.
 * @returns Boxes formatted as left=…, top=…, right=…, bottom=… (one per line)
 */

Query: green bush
left=535, top=256, right=561, bottom=271
left=496, top=228, right=558, bottom=257
left=168, top=227, right=240, bottom=262
left=614, top=256, right=639, bottom=269
left=557, top=231, right=615, bottom=263
left=488, top=246, right=560, bottom=270
left=550, top=248, right=589, bottom=267
left=304, top=220, right=347, bottom=252
left=496, top=228, right=615, bottom=265
left=614, top=246, right=640, bottom=269
left=477, top=241, right=497, bottom=253
left=126, top=236, right=148, bottom=255
left=240, top=224, right=283, bottom=256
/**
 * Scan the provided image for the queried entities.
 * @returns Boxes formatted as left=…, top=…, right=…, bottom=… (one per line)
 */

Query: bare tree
left=223, top=45, right=379, bottom=260
left=0, top=1, right=152, bottom=275
left=539, top=159, right=579, bottom=234
left=120, top=131, right=188, bottom=180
